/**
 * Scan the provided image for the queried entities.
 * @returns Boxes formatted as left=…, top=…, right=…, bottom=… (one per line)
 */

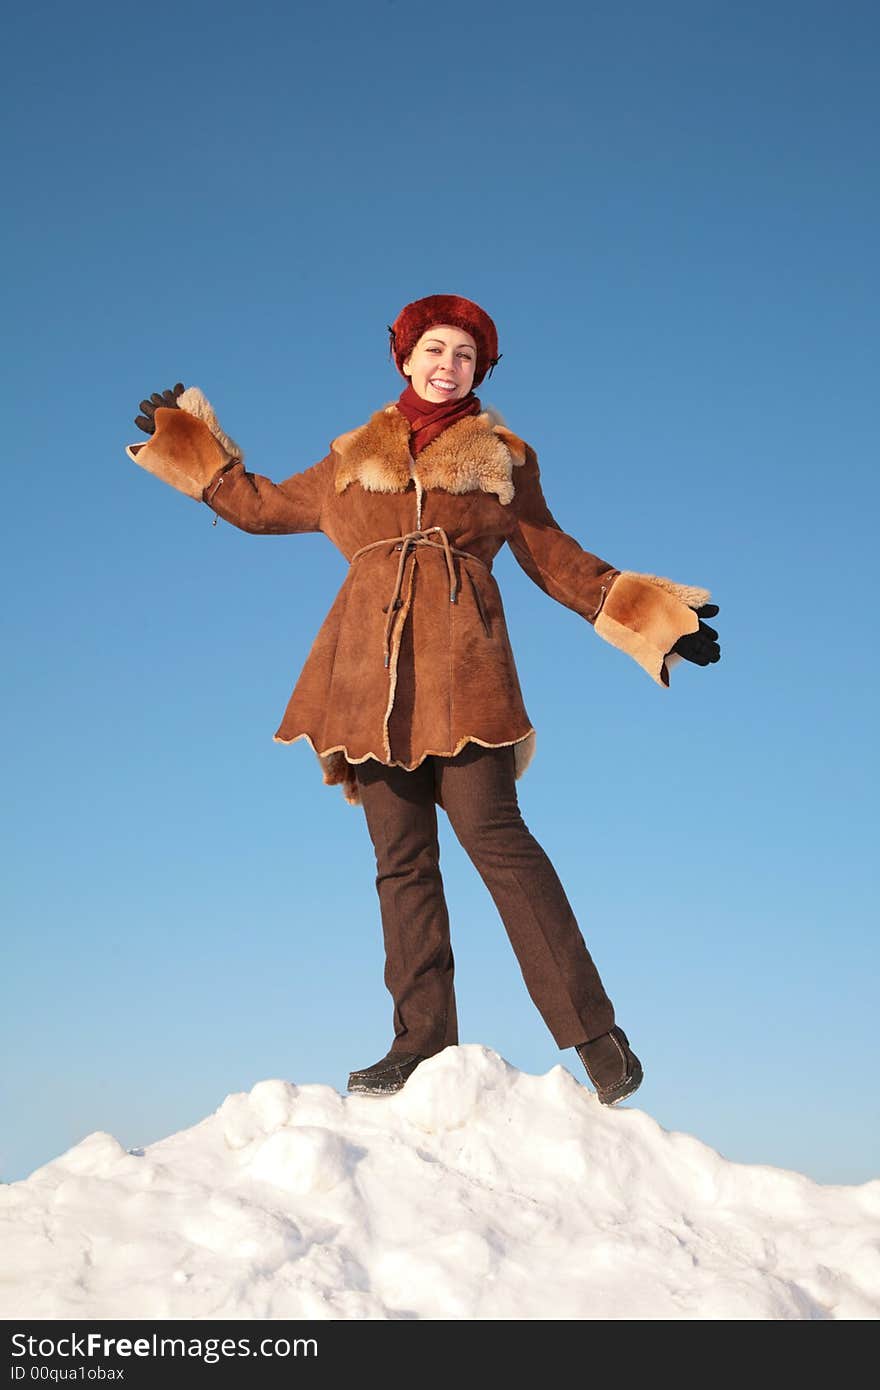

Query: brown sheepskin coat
left=126, top=388, right=709, bottom=806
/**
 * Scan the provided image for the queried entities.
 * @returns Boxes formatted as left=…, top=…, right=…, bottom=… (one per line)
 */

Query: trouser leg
left=435, top=741, right=615, bottom=1049
left=355, top=755, right=458, bottom=1057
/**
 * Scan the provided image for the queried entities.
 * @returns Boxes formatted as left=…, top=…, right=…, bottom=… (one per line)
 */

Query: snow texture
left=2, top=1046, right=878, bottom=1320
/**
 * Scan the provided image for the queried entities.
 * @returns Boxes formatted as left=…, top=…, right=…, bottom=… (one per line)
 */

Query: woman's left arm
left=506, top=446, right=720, bottom=687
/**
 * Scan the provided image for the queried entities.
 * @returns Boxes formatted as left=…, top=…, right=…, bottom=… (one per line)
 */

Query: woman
left=127, top=293, right=720, bottom=1106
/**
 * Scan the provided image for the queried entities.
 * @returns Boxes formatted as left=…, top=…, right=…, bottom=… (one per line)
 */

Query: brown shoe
left=347, top=1050, right=426, bottom=1096
left=575, top=1027, right=643, bottom=1105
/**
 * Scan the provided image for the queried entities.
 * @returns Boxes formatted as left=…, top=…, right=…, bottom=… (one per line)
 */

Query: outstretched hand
left=672, top=603, right=721, bottom=666
left=134, top=383, right=186, bottom=435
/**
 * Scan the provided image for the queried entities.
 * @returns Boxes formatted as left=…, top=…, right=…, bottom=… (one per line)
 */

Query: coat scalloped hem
left=273, top=727, right=538, bottom=808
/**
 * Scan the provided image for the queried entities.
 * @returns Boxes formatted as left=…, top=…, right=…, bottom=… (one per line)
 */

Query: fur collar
left=332, top=403, right=527, bottom=505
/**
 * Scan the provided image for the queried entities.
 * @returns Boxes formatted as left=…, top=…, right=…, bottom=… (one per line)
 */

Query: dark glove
left=134, top=383, right=186, bottom=435
left=672, top=604, right=721, bottom=666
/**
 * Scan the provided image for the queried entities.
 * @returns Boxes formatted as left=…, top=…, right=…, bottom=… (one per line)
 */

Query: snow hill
left=2, top=1046, right=878, bottom=1320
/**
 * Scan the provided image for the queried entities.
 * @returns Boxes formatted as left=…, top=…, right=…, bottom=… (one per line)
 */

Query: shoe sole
left=347, top=1080, right=406, bottom=1096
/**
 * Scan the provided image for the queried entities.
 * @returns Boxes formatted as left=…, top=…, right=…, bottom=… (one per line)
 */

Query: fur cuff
left=123, top=394, right=239, bottom=503
left=175, top=387, right=243, bottom=463
left=125, top=390, right=241, bottom=502
left=594, top=570, right=711, bottom=687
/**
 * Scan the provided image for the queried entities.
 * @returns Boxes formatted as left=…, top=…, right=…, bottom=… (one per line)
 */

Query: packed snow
left=2, top=1046, right=878, bottom=1320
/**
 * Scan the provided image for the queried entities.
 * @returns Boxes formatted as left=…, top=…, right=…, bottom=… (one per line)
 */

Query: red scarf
left=396, top=383, right=481, bottom=456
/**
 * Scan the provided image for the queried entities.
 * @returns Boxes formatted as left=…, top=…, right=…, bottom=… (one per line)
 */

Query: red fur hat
left=388, top=294, right=502, bottom=387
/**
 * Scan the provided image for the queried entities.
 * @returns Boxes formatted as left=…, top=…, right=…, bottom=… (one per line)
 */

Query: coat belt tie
left=349, top=527, right=490, bottom=669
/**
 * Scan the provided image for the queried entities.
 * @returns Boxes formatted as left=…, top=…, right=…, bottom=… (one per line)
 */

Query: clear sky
left=2, top=0, right=877, bottom=1187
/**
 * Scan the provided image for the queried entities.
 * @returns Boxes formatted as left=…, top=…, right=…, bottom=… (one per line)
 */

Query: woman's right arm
left=202, top=455, right=331, bottom=535
left=126, top=385, right=331, bottom=535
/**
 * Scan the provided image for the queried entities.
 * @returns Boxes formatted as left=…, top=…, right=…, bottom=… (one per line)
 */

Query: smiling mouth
left=429, top=379, right=457, bottom=393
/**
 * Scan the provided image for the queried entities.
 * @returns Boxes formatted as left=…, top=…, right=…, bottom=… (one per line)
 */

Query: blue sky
left=3, top=0, right=878, bottom=1187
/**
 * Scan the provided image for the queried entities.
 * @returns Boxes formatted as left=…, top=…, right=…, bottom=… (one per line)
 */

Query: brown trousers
left=355, top=741, right=615, bottom=1058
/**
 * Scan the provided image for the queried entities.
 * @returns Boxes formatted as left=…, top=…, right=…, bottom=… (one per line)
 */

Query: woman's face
left=402, top=324, right=477, bottom=403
